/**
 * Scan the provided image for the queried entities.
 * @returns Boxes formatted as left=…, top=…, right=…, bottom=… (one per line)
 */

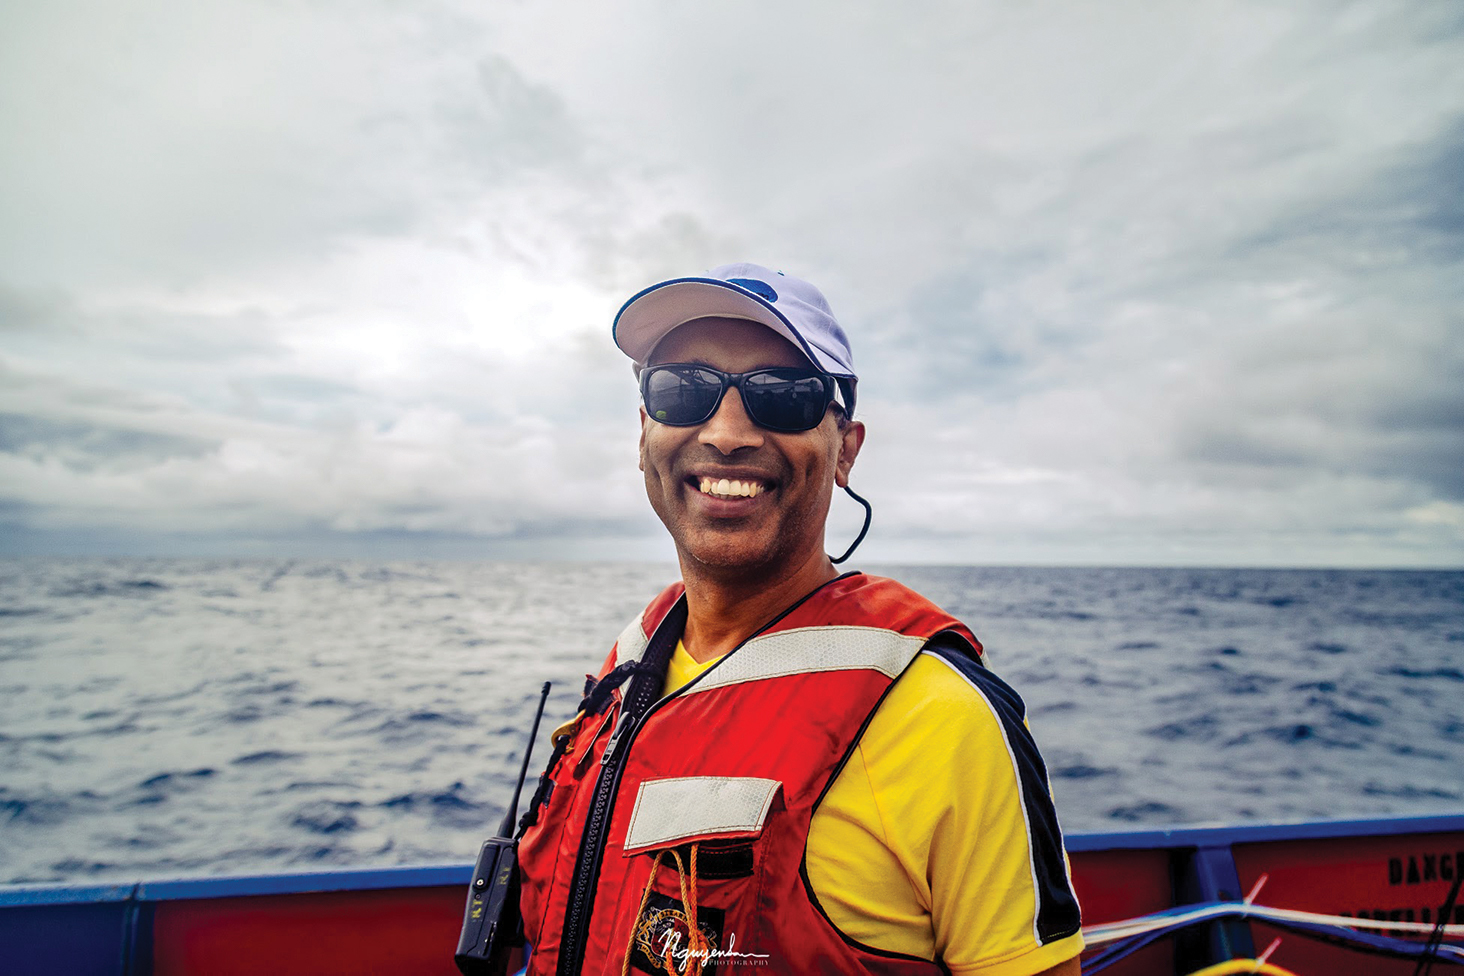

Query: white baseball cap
left=612, top=262, right=858, bottom=416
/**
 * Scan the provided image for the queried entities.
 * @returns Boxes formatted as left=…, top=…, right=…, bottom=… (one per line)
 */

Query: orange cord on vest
left=621, top=843, right=708, bottom=976
left=667, top=845, right=709, bottom=975
left=622, top=850, right=666, bottom=976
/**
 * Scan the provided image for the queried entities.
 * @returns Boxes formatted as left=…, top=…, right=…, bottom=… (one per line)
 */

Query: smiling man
left=515, top=264, right=1083, bottom=976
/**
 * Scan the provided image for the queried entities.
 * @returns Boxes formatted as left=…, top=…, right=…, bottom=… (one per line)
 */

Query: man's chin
left=677, top=530, right=781, bottom=574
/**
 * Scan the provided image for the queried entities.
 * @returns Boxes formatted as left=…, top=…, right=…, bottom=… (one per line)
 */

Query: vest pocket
left=669, top=839, right=753, bottom=879
left=620, top=778, right=783, bottom=975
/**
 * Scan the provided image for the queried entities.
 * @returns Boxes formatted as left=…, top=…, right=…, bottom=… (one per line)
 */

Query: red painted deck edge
left=1230, top=828, right=1464, bottom=976
left=152, top=885, right=464, bottom=976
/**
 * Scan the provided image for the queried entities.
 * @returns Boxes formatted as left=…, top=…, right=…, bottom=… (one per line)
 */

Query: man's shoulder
left=828, top=571, right=930, bottom=603
left=880, top=636, right=1029, bottom=732
left=855, top=650, right=1036, bottom=812
left=800, top=573, right=988, bottom=659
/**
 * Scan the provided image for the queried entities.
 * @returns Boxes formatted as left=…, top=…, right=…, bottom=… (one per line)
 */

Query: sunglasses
left=640, top=363, right=838, bottom=432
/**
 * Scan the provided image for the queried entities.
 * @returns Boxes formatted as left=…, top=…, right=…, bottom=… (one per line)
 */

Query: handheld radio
left=455, top=681, right=552, bottom=976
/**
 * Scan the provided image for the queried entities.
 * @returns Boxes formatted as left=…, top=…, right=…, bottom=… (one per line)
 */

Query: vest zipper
left=555, top=599, right=686, bottom=976
left=599, top=710, right=634, bottom=767
left=556, top=705, right=634, bottom=975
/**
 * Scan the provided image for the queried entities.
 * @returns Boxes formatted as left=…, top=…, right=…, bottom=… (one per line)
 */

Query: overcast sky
left=2, top=1, right=1461, bottom=566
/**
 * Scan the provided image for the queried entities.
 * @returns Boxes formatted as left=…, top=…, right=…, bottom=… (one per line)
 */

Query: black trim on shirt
left=924, top=635, right=1083, bottom=945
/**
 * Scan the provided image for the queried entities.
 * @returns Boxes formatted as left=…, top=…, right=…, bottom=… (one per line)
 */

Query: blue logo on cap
left=729, top=278, right=778, bottom=302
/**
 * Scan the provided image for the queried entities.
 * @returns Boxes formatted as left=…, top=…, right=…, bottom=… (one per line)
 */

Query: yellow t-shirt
left=662, top=640, right=1083, bottom=976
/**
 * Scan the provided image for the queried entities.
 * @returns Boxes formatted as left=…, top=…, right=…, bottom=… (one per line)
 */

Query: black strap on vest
left=580, top=659, right=641, bottom=717
left=553, top=598, right=686, bottom=976
left=515, top=661, right=644, bottom=835
left=516, top=604, right=683, bottom=836
left=617, top=597, right=684, bottom=728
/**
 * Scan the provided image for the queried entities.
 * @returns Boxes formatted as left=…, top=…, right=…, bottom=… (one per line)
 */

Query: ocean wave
left=2, top=559, right=1460, bottom=885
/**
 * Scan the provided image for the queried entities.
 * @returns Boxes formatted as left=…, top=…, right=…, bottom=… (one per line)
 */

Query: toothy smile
left=697, top=477, right=765, bottom=499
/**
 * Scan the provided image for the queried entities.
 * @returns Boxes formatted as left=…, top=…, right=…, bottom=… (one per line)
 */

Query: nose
left=698, top=385, right=765, bottom=455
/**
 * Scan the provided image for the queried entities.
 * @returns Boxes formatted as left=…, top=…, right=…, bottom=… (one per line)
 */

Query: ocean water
left=0, top=559, right=1460, bottom=886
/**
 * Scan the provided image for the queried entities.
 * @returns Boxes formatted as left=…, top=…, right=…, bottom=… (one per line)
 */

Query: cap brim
left=613, top=278, right=818, bottom=368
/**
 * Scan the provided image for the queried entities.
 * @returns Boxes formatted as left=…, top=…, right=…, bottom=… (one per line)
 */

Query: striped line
left=680, top=626, right=927, bottom=696
left=922, top=647, right=1082, bottom=945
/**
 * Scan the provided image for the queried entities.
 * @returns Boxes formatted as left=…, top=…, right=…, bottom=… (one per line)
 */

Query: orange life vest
left=517, top=573, right=984, bottom=975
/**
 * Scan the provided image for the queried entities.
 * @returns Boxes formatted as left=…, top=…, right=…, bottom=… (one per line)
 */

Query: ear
left=637, top=406, right=649, bottom=472
left=834, top=419, right=866, bottom=488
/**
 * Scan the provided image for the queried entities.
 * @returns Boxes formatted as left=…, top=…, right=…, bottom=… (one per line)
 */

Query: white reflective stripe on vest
left=680, top=625, right=926, bottom=697
left=613, top=610, right=650, bottom=666
left=624, top=776, right=782, bottom=852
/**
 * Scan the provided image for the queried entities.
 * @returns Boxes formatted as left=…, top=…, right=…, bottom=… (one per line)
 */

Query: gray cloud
left=0, top=413, right=214, bottom=470
left=1, top=0, right=1461, bottom=565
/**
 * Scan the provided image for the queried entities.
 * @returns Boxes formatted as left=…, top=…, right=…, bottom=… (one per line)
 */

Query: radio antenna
left=499, top=681, right=551, bottom=838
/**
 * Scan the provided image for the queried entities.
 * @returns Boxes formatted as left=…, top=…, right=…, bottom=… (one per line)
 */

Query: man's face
left=638, top=317, right=864, bottom=577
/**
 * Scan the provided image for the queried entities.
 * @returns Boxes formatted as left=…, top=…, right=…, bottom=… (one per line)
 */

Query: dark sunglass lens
left=644, top=366, right=725, bottom=424
left=741, top=371, right=830, bottom=431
